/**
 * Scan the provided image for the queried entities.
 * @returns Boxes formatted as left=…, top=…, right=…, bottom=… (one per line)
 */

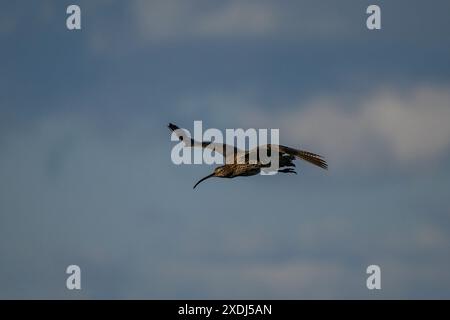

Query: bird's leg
left=278, top=168, right=297, bottom=174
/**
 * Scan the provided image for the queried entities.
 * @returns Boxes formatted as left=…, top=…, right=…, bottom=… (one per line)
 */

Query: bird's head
left=213, top=165, right=229, bottom=177
left=193, top=166, right=229, bottom=189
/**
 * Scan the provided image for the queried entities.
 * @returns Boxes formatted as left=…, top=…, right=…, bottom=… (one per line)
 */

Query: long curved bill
left=193, top=173, right=215, bottom=189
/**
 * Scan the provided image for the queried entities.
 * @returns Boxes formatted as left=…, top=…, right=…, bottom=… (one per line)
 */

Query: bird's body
left=168, top=123, right=327, bottom=188
left=218, top=163, right=263, bottom=178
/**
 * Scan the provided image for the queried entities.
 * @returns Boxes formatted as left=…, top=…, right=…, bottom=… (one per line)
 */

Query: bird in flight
left=168, top=123, right=327, bottom=189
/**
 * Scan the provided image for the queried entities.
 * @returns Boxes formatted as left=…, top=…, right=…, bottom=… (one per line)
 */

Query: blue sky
left=1, top=0, right=450, bottom=298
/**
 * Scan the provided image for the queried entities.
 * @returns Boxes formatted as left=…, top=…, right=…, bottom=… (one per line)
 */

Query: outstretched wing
left=276, top=145, right=328, bottom=169
left=168, top=123, right=240, bottom=162
left=238, top=144, right=328, bottom=170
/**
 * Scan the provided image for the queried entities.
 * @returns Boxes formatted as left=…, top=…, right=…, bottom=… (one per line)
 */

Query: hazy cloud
left=240, top=84, right=450, bottom=170
left=132, top=0, right=279, bottom=41
left=129, top=0, right=366, bottom=43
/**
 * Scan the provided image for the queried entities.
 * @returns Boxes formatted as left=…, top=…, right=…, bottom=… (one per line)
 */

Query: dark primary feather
left=168, top=123, right=185, bottom=141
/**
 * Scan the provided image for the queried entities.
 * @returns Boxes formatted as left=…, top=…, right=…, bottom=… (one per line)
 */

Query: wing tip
left=168, top=123, right=179, bottom=131
left=298, top=150, right=328, bottom=170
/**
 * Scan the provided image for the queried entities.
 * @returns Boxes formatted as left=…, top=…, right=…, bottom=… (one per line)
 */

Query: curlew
left=168, top=123, right=327, bottom=189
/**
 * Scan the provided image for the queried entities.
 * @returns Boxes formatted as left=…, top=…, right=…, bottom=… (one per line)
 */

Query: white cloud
left=240, top=85, right=450, bottom=170
left=364, top=87, right=450, bottom=164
